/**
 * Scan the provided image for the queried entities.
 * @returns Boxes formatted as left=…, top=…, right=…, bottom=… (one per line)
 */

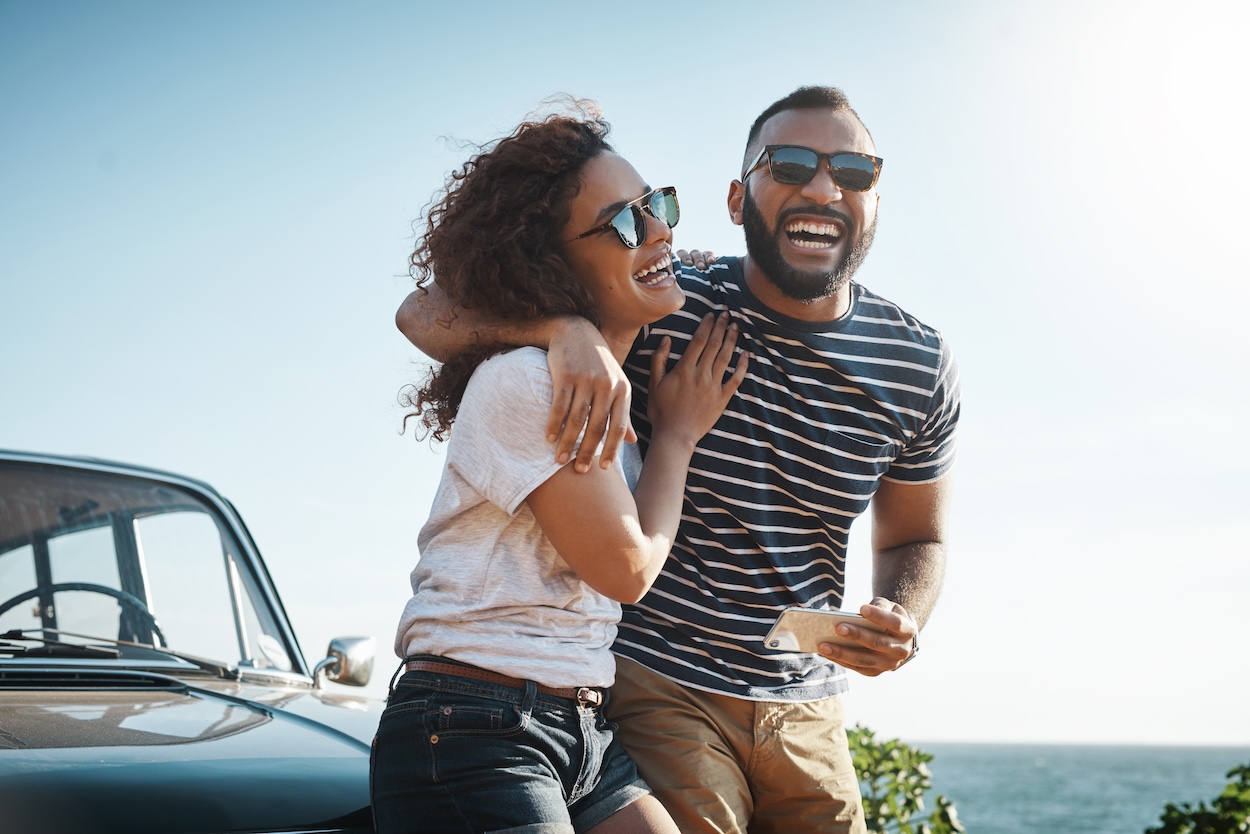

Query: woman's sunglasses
left=566, top=186, right=680, bottom=249
left=741, top=146, right=883, bottom=192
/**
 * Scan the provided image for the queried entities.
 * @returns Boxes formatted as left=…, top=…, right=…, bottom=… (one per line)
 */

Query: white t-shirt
left=394, top=347, right=640, bottom=688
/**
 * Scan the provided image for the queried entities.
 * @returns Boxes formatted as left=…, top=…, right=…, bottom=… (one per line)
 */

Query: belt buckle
left=575, top=687, right=602, bottom=707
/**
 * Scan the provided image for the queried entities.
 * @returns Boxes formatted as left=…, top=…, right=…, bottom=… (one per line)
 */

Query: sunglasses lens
left=650, top=189, right=680, bottom=230
left=607, top=205, right=645, bottom=248
left=766, top=148, right=879, bottom=191
left=768, top=147, right=821, bottom=184
left=830, top=154, right=878, bottom=191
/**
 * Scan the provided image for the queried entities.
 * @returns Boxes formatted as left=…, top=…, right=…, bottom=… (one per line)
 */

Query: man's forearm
left=872, top=541, right=946, bottom=629
left=395, top=283, right=568, bottom=361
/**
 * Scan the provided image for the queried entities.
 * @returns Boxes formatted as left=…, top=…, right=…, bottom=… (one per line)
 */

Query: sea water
left=917, top=743, right=1250, bottom=834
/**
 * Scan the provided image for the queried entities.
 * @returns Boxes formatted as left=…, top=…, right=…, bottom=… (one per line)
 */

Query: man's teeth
left=633, top=255, right=672, bottom=284
left=785, top=221, right=842, bottom=248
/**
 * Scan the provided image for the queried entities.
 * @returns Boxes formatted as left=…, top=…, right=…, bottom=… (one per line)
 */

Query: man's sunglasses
left=566, top=186, right=680, bottom=249
left=741, top=146, right=883, bottom=192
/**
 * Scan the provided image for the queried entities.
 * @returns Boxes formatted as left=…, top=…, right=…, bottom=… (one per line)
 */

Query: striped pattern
left=616, top=258, right=960, bottom=701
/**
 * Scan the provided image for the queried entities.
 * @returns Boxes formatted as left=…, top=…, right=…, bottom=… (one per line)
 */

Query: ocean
left=917, top=743, right=1250, bottom=833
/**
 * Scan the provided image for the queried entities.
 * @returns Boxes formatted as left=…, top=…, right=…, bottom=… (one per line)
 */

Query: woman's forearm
left=618, top=431, right=699, bottom=595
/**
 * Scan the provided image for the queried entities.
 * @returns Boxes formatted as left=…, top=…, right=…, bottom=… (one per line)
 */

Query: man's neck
left=742, top=255, right=853, bottom=323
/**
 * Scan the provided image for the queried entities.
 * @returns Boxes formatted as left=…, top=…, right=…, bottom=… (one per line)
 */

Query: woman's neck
left=599, top=327, right=640, bottom=367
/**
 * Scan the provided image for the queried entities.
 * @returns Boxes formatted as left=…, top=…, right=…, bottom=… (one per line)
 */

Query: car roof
left=0, top=449, right=221, bottom=494
left=0, top=450, right=235, bottom=546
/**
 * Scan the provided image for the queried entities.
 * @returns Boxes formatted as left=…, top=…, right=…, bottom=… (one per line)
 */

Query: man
left=397, top=86, right=959, bottom=834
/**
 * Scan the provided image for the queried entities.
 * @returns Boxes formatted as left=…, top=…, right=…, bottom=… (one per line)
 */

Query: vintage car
left=0, top=449, right=382, bottom=833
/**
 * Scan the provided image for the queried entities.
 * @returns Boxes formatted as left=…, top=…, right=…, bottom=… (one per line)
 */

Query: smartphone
left=763, top=606, right=887, bottom=653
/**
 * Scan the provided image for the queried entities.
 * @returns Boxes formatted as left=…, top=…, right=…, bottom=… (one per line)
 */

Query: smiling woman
left=372, top=101, right=746, bottom=834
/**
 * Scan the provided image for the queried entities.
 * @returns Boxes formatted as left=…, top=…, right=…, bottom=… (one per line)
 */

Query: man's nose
left=799, top=159, right=844, bottom=204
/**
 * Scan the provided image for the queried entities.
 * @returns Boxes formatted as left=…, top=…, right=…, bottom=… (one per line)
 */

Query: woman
left=371, top=103, right=747, bottom=834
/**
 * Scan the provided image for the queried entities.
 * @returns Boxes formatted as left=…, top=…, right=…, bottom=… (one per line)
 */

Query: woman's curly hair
left=404, top=101, right=614, bottom=440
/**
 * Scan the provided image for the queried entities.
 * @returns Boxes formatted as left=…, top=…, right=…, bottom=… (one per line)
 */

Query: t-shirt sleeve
left=445, top=349, right=572, bottom=515
left=884, top=337, right=961, bottom=484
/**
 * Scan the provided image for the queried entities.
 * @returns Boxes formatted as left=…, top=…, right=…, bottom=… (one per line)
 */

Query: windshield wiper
left=1, top=628, right=238, bottom=680
left=0, top=631, right=121, bottom=659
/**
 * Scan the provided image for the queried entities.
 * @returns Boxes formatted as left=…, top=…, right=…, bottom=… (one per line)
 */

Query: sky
left=2, top=0, right=1248, bottom=746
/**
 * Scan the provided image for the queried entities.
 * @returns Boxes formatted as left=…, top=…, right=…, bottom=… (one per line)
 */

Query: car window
left=46, top=525, right=124, bottom=637
left=138, top=510, right=288, bottom=669
left=0, top=544, right=37, bottom=621
left=0, top=462, right=295, bottom=674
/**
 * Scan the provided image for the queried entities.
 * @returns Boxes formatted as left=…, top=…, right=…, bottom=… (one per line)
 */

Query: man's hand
left=816, top=598, right=918, bottom=676
left=545, top=318, right=635, bottom=473
left=674, top=249, right=719, bottom=271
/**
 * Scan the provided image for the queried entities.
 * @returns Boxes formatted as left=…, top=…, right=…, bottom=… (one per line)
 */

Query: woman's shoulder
left=472, top=346, right=550, bottom=388
left=462, top=347, right=553, bottom=414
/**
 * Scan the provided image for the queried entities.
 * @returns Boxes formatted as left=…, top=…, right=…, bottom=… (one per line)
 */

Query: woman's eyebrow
left=591, top=184, right=653, bottom=224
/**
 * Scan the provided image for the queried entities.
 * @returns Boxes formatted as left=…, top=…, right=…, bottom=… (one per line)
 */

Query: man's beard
left=742, top=186, right=877, bottom=304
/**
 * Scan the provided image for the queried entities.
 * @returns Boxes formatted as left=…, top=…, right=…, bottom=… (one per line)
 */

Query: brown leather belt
left=405, top=659, right=604, bottom=707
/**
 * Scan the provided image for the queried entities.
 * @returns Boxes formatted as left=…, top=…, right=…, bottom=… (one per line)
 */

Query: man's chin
left=768, top=268, right=844, bottom=303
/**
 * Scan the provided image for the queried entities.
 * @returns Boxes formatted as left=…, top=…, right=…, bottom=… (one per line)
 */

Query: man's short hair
left=743, top=86, right=872, bottom=169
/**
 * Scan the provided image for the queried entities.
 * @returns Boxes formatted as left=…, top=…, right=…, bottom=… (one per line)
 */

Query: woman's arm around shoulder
left=526, top=314, right=747, bottom=603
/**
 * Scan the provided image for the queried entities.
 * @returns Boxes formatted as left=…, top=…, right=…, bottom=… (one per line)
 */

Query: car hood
left=0, top=667, right=383, bottom=833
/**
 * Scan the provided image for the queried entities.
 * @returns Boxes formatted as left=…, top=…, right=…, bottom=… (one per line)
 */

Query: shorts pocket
left=422, top=690, right=527, bottom=738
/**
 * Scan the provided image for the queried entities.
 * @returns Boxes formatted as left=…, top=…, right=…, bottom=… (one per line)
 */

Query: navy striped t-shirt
left=616, top=257, right=960, bottom=702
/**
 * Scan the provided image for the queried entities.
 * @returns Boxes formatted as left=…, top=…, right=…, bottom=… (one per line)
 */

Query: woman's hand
left=529, top=312, right=746, bottom=603
left=648, top=313, right=748, bottom=446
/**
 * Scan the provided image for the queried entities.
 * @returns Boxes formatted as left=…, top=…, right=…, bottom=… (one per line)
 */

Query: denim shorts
left=370, top=661, right=650, bottom=834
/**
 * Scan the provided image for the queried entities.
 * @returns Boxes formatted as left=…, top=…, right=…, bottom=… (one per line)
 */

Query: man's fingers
left=860, top=600, right=916, bottom=634
left=574, top=397, right=610, bottom=473
left=547, top=387, right=575, bottom=445
left=572, top=374, right=634, bottom=473
left=692, top=249, right=717, bottom=270
left=674, top=249, right=716, bottom=271
left=554, top=399, right=591, bottom=465
left=598, top=399, right=633, bottom=470
left=817, top=643, right=889, bottom=677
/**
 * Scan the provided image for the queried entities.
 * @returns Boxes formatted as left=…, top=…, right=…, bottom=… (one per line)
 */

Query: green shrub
left=1146, top=764, right=1250, bottom=834
left=848, top=724, right=965, bottom=834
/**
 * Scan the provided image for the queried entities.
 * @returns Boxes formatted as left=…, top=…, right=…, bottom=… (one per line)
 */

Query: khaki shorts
left=607, top=655, right=866, bottom=834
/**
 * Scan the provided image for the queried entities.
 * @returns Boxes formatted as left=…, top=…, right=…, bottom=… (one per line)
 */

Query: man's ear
left=728, top=180, right=745, bottom=226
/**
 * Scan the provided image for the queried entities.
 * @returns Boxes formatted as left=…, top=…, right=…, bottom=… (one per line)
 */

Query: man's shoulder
left=677, top=255, right=745, bottom=286
left=852, top=283, right=948, bottom=350
left=676, top=256, right=748, bottom=308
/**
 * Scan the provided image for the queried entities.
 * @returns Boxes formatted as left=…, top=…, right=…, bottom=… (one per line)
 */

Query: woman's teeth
left=633, top=255, right=673, bottom=285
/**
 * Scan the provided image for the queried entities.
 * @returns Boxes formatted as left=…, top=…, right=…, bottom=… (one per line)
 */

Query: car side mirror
left=312, top=636, right=375, bottom=688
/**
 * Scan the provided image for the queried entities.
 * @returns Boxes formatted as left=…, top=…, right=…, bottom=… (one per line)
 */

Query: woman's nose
left=642, top=207, right=673, bottom=245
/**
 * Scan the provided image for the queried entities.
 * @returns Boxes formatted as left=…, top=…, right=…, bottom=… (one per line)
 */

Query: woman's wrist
left=646, top=428, right=700, bottom=459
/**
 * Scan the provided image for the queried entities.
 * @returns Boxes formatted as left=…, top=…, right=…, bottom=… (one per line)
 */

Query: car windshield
left=0, top=461, right=296, bottom=676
